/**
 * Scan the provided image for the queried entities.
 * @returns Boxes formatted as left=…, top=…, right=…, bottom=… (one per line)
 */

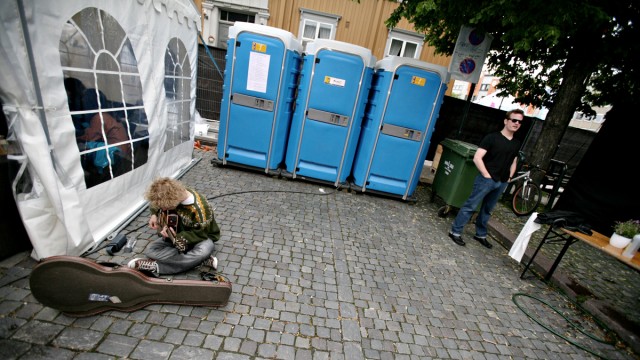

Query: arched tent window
left=164, top=37, right=191, bottom=151
left=59, top=7, right=149, bottom=188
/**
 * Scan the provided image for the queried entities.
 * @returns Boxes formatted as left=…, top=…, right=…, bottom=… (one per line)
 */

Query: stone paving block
left=196, top=320, right=216, bottom=334
left=161, top=314, right=182, bottom=328
left=0, top=300, right=22, bottom=315
left=107, top=319, right=132, bottom=335
left=145, top=325, right=167, bottom=341
left=295, top=336, right=310, bottom=349
left=127, top=322, right=150, bottom=338
left=168, top=344, right=215, bottom=360
left=96, top=333, right=138, bottom=357
left=52, top=327, right=103, bottom=351
left=129, top=339, right=173, bottom=360
left=19, top=343, right=76, bottom=359
left=33, top=307, right=59, bottom=322
left=257, top=342, right=277, bottom=358
left=11, top=319, right=64, bottom=345
left=0, top=339, right=31, bottom=359
left=0, top=317, right=26, bottom=339
left=73, top=352, right=116, bottom=360
left=164, top=328, right=186, bottom=345
left=202, top=334, right=223, bottom=350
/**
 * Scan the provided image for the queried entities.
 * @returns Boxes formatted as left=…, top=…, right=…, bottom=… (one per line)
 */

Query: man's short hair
left=505, top=109, right=525, bottom=119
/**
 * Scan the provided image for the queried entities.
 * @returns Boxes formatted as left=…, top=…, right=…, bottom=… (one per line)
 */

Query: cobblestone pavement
left=0, top=148, right=638, bottom=359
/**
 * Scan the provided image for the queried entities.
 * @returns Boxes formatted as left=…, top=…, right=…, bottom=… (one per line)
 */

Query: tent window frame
left=59, top=7, right=148, bottom=188
left=163, top=37, right=192, bottom=152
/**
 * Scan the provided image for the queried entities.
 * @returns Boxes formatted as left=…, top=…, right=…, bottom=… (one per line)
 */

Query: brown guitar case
left=29, top=255, right=232, bottom=317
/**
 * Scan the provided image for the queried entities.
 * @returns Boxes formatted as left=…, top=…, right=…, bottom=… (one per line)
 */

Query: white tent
left=0, top=0, right=201, bottom=259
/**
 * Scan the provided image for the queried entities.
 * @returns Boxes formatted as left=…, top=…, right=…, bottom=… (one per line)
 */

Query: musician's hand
left=149, top=215, right=159, bottom=230
left=172, top=233, right=188, bottom=253
left=168, top=226, right=177, bottom=238
left=160, top=225, right=170, bottom=238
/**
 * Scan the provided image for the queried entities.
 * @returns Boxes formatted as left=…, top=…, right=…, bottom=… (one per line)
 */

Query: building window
left=164, top=38, right=191, bottom=152
left=385, top=29, right=423, bottom=59
left=480, top=83, right=490, bottom=91
left=298, top=9, right=340, bottom=47
left=60, top=7, right=148, bottom=188
left=220, top=10, right=255, bottom=23
left=217, top=9, right=255, bottom=49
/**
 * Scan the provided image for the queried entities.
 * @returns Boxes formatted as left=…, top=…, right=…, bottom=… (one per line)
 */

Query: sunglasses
left=508, top=118, right=523, bottom=124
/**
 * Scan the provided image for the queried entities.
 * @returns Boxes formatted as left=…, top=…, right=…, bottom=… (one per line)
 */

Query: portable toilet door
left=350, top=56, right=449, bottom=200
left=284, top=39, right=375, bottom=187
left=216, top=23, right=302, bottom=174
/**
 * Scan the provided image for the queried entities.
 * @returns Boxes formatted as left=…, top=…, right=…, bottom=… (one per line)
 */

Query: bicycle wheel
left=512, top=182, right=542, bottom=216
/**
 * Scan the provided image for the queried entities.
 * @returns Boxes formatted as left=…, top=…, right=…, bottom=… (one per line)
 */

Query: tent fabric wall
left=0, top=0, right=201, bottom=260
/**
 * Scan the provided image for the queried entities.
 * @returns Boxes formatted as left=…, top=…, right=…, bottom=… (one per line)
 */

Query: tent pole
left=17, top=0, right=51, bottom=147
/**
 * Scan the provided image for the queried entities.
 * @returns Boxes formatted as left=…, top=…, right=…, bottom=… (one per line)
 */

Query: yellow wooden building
left=194, top=0, right=451, bottom=74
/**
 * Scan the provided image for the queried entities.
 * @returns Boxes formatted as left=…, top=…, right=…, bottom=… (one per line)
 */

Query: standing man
left=448, top=109, right=524, bottom=248
left=128, top=177, right=220, bottom=276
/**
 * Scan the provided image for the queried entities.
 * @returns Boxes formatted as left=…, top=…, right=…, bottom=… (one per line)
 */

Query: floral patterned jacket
left=150, top=188, right=220, bottom=245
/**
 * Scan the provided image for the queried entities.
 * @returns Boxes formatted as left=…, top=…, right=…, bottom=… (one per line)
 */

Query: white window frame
left=385, top=29, right=424, bottom=59
left=164, top=37, right=191, bottom=152
left=60, top=7, right=148, bottom=187
left=202, top=2, right=269, bottom=49
left=216, top=9, right=257, bottom=49
left=298, top=9, right=340, bottom=47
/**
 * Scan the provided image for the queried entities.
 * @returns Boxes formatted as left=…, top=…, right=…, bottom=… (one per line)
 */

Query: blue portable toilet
left=283, top=39, right=376, bottom=187
left=351, top=56, right=449, bottom=200
left=216, top=23, right=302, bottom=174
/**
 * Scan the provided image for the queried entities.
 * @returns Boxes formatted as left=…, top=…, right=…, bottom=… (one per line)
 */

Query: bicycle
left=509, top=164, right=545, bottom=216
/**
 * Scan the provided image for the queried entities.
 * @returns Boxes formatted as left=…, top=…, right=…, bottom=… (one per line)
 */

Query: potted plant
left=611, top=219, right=640, bottom=248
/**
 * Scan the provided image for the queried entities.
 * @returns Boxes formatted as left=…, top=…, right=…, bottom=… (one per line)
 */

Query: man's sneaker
left=201, top=256, right=218, bottom=271
left=127, top=258, right=158, bottom=274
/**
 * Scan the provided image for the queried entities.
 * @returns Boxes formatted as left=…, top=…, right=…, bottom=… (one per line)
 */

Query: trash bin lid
left=440, top=138, right=478, bottom=158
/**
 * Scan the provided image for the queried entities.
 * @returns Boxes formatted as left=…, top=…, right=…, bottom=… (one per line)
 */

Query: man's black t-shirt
left=478, top=132, right=521, bottom=182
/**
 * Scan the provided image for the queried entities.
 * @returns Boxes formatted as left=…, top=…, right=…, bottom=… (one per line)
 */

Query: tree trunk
left=527, top=34, right=600, bottom=184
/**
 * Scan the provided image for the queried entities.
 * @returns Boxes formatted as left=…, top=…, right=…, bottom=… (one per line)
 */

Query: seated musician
left=128, top=177, right=220, bottom=276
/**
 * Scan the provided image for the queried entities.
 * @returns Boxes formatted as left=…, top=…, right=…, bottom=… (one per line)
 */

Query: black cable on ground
left=207, top=187, right=339, bottom=200
left=512, top=292, right=616, bottom=359
left=82, top=188, right=338, bottom=257
left=80, top=242, right=113, bottom=257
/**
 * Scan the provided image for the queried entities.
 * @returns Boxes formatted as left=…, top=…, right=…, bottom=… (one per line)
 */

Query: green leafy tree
left=386, top=0, right=639, bottom=179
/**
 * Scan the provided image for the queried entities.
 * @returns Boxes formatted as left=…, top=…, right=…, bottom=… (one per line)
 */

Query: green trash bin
left=431, top=138, right=479, bottom=217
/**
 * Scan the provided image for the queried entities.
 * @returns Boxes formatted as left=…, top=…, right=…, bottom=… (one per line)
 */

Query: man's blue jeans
left=145, top=238, right=214, bottom=276
left=450, top=175, right=508, bottom=238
